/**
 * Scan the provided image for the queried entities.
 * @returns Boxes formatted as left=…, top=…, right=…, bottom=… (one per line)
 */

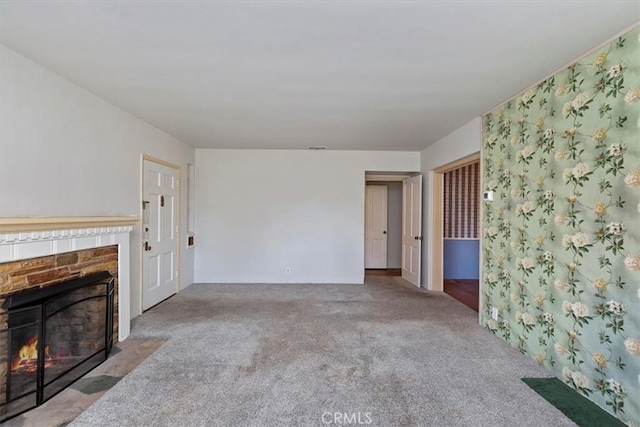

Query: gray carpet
left=70, top=277, right=575, bottom=426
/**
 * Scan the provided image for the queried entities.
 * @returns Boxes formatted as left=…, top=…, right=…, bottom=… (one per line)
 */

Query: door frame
left=363, top=172, right=420, bottom=284
left=431, top=152, right=480, bottom=293
left=140, top=154, right=181, bottom=313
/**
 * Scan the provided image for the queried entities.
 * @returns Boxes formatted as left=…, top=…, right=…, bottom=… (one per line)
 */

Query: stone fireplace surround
left=0, top=217, right=138, bottom=342
left=1, top=270, right=115, bottom=420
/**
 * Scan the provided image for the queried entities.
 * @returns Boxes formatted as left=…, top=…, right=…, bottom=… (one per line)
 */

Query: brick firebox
left=0, top=247, right=119, bottom=407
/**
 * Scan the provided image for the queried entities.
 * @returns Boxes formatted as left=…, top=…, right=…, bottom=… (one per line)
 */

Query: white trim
left=0, top=224, right=134, bottom=342
left=0, top=225, right=134, bottom=244
left=365, top=174, right=410, bottom=182
left=0, top=216, right=139, bottom=233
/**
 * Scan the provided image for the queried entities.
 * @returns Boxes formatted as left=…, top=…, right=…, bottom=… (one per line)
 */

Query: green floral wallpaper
left=481, top=26, right=640, bottom=424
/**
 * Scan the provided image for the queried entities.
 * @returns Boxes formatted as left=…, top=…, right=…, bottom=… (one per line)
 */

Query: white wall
left=420, top=118, right=481, bottom=289
left=0, top=45, right=195, bottom=318
left=195, top=149, right=420, bottom=283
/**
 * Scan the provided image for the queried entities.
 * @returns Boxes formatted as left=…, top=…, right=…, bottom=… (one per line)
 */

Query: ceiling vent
left=307, top=146, right=328, bottom=150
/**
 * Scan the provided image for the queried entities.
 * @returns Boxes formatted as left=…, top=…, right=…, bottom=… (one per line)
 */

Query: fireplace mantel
left=0, top=216, right=138, bottom=342
left=0, top=216, right=139, bottom=233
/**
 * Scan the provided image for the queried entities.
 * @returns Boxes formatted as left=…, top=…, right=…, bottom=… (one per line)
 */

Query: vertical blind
left=443, top=161, right=479, bottom=239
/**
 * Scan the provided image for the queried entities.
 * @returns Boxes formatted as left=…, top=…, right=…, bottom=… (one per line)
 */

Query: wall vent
left=307, top=146, right=328, bottom=150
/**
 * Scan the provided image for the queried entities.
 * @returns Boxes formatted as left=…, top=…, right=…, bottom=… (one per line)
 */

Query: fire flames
left=11, top=336, right=51, bottom=373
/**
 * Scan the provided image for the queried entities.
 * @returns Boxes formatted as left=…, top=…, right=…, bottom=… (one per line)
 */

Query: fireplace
left=0, top=217, right=136, bottom=420
left=0, top=271, right=114, bottom=421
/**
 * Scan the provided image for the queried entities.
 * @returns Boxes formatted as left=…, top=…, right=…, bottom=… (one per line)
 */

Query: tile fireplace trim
left=0, top=216, right=138, bottom=341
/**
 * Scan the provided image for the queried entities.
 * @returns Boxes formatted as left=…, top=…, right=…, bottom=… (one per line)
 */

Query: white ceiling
left=1, top=1, right=639, bottom=151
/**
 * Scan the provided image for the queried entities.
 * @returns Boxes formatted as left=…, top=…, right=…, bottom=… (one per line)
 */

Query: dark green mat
left=522, top=378, right=625, bottom=427
left=70, top=374, right=122, bottom=395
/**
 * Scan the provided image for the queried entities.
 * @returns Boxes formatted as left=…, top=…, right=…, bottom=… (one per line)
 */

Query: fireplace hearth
left=0, top=271, right=114, bottom=421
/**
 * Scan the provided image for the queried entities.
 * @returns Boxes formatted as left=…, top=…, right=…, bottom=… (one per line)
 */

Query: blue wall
left=443, top=239, right=479, bottom=279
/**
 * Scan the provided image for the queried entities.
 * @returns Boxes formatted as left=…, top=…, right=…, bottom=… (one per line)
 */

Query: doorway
left=365, top=183, right=400, bottom=276
left=433, top=155, right=480, bottom=311
left=364, top=173, right=422, bottom=286
left=141, top=156, right=180, bottom=311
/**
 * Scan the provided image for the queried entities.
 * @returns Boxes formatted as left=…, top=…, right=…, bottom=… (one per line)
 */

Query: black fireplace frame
left=1, top=271, right=114, bottom=421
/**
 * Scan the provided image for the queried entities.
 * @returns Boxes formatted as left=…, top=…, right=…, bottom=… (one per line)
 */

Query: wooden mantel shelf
left=0, top=216, right=140, bottom=233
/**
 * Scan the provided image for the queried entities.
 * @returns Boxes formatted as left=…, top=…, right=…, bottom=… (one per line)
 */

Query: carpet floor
left=70, top=277, right=575, bottom=427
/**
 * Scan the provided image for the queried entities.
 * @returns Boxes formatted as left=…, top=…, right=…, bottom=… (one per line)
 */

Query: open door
left=402, top=175, right=422, bottom=287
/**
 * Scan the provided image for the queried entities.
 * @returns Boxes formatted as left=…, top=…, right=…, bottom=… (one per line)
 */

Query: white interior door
left=142, top=159, right=178, bottom=310
left=402, top=175, right=422, bottom=287
left=365, top=185, right=388, bottom=269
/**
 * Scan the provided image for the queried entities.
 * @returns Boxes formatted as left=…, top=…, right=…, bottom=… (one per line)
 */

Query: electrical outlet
left=285, top=267, right=291, bottom=275
left=491, top=307, right=499, bottom=321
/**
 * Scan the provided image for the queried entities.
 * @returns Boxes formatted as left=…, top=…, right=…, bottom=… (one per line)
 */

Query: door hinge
left=176, top=179, right=179, bottom=188
left=160, top=195, right=165, bottom=207
left=175, top=270, right=179, bottom=278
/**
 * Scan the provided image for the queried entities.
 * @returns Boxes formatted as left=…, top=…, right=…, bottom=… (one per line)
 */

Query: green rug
left=70, top=374, right=123, bottom=395
left=522, top=378, right=625, bottom=427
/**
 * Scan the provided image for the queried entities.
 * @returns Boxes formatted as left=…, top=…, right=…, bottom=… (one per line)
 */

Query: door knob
left=144, top=241, right=152, bottom=251
left=383, top=231, right=387, bottom=234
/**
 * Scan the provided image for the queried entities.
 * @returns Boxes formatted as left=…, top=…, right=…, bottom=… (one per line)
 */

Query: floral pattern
left=482, top=27, right=640, bottom=424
